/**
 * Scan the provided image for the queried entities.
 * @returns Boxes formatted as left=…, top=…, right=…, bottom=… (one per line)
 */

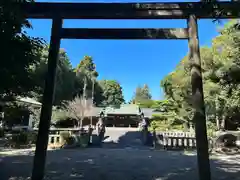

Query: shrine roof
left=88, top=104, right=162, bottom=118
left=104, top=104, right=140, bottom=115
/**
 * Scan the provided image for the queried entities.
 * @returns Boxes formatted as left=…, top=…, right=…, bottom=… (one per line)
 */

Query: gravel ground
left=0, top=148, right=240, bottom=180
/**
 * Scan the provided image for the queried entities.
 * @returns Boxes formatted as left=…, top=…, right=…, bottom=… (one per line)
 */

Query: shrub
left=206, top=121, right=217, bottom=138
left=11, top=131, right=28, bottom=146
left=149, top=120, right=184, bottom=132
left=79, top=133, right=90, bottom=147
left=66, top=136, right=75, bottom=145
left=5, top=131, right=37, bottom=148
left=216, top=134, right=237, bottom=147
left=151, top=114, right=165, bottom=121
left=27, top=132, right=38, bottom=144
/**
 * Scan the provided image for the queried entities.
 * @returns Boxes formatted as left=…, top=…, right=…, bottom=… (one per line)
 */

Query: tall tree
left=141, top=84, right=152, bottom=100
left=75, top=56, right=98, bottom=103
left=133, top=85, right=143, bottom=103
left=99, top=80, right=125, bottom=106
left=132, top=84, right=153, bottom=107
left=160, top=20, right=240, bottom=131
left=32, top=46, right=76, bottom=105
left=0, top=0, right=44, bottom=100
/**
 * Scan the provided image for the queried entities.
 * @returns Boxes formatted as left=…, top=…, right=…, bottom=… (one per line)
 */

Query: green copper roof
left=104, top=104, right=141, bottom=115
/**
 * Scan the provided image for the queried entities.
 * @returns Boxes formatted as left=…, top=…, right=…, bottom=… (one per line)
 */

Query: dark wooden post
left=31, top=17, right=62, bottom=180
left=188, top=14, right=211, bottom=180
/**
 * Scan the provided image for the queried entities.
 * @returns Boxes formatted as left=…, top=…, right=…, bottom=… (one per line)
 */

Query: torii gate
left=19, top=1, right=240, bottom=180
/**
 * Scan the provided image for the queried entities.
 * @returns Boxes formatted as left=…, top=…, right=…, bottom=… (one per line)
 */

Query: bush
left=9, top=131, right=37, bottom=147
left=206, top=121, right=217, bottom=138
left=66, top=136, right=75, bottom=145
left=216, top=134, right=237, bottom=147
left=27, top=132, right=38, bottom=144
left=80, top=133, right=89, bottom=147
left=11, top=131, right=28, bottom=146
left=149, top=120, right=184, bottom=132
left=151, top=114, right=165, bottom=121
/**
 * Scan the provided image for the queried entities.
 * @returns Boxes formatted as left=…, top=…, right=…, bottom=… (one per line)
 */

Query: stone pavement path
left=0, top=148, right=240, bottom=180
left=101, top=127, right=144, bottom=149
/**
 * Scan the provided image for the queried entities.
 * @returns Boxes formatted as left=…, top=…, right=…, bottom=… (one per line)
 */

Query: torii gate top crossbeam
left=21, top=1, right=240, bottom=19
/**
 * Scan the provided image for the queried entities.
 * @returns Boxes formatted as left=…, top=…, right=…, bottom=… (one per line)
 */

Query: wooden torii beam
left=21, top=1, right=240, bottom=19
left=23, top=2, right=240, bottom=180
left=61, top=28, right=189, bottom=39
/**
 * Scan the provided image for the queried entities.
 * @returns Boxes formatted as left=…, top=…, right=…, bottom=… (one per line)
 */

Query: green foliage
left=12, top=132, right=28, bottom=145
left=99, top=80, right=125, bottom=106
left=0, top=0, right=123, bottom=110
left=160, top=20, right=240, bottom=131
left=132, top=84, right=152, bottom=106
left=66, top=136, right=75, bottom=145
left=0, top=0, right=44, bottom=99
left=75, top=56, right=99, bottom=101
left=76, top=56, right=98, bottom=78
left=27, top=132, right=38, bottom=144
left=51, top=108, right=69, bottom=122
left=32, top=50, right=106, bottom=106
left=3, top=104, right=30, bottom=127
left=10, top=131, right=37, bottom=147
left=149, top=120, right=184, bottom=132
left=206, top=121, right=217, bottom=137
left=32, top=47, right=76, bottom=105
left=138, top=99, right=155, bottom=108
left=78, top=133, right=89, bottom=147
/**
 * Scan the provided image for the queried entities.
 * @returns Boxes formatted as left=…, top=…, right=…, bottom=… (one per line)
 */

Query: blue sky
left=27, top=0, right=224, bottom=102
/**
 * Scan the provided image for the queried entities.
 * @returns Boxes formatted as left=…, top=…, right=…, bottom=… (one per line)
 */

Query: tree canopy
left=3, top=0, right=240, bottom=133
left=131, top=84, right=154, bottom=108
left=0, top=0, right=44, bottom=100
left=99, top=80, right=125, bottom=106
left=160, top=20, right=240, bottom=131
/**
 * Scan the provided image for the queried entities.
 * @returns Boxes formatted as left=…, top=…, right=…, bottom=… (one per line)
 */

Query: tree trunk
left=215, top=97, right=220, bottom=131
left=81, top=76, right=87, bottom=129
left=83, top=76, right=87, bottom=99
left=221, top=115, right=226, bottom=130
left=91, top=79, right=95, bottom=125
left=80, top=118, right=83, bottom=128
left=216, top=114, right=220, bottom=131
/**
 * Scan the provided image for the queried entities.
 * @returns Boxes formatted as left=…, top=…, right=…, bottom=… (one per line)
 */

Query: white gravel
left=0, top=148, right=239, bottom=180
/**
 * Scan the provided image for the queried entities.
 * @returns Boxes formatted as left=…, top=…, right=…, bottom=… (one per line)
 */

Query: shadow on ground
left=1, top=130, right=239, bottom=180
left=1, top=148, right=240, bottom=180
left=99, top=130, right=146, bottom=149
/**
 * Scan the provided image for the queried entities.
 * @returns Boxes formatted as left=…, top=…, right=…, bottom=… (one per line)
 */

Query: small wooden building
left=0, top=97, right=41, bottom=129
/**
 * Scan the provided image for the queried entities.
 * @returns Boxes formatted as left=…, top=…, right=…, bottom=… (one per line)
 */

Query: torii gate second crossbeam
left=18, top=1, right=240, bottom=180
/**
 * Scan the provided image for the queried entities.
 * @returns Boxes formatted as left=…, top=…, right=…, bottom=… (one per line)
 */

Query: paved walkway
left=101, top=127, right=144, bottom=149
left=0, top=148, right=240, bottom=180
